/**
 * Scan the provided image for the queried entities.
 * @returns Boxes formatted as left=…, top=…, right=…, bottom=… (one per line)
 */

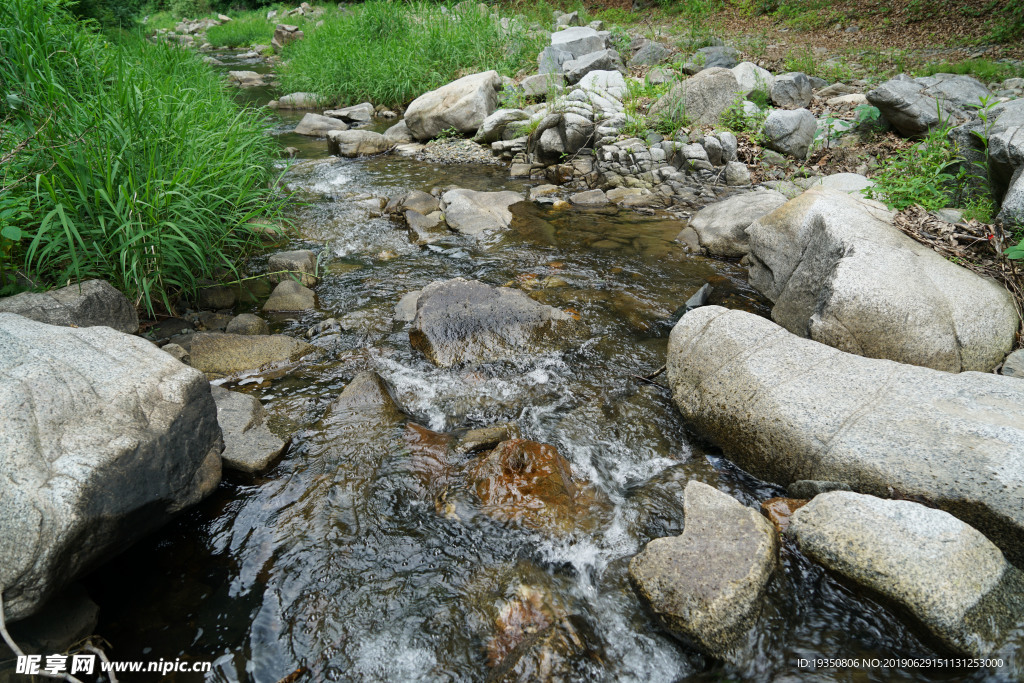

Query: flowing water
left=85, top=51, right=1008, bottom=682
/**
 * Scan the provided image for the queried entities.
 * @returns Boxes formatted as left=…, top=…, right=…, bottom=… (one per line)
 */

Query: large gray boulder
left=762, top=108, right=817, bottom=159
left=327, top=129, right=390, bottom=157
left=187, top=332, right=315, bottom=377
left=746, top=188, right=1018, bottom=372
left=769, top=72, right=812, bottom=109
left=0, top=313, right=222, bottom=621
left=628, top=481, right=778, bottom=662
left=678, top=190, right=788, bottom=257
left=211, top=385, right=287, bottom=474
left=629, top=41, right=671, bottom=67
left=563, top=49, right=625, bottom=84
left=409, top=278, right=582, bottom=367
left=527, top=112, right=596, bottom=165
left=867, top=73, right=990, bottom=138
left=730, top=62, right=774, bottom=96
left=789, top=492, right=1024, bottom=657
left=649, top=68, right=743, bottom=126
left=440, top=189, right=524, bottom=236
left=404, top=71, right=503, bottom=141
left=293, top=112, right=347, bottom=137
left=0, top=279, right=138, bottom=334
left=665, top=305, right=1024, bottom=564
left=323, top=102, right=374, bottom=125
left=549, top=26, right=605, bottom=58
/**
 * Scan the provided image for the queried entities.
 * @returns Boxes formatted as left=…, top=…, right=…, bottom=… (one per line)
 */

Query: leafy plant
left=865, top=127, right=960, bottom=210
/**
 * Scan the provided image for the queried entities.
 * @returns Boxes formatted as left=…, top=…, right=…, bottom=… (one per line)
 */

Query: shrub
left=0, top=0, right=285, bottom=313
left=279, top=0, right=548, bottom=108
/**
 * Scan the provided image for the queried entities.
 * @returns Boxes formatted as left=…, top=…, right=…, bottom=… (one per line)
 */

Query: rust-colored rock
left=405, top=423, right=454, bottom=498
left=467, top=439, right=599, bottom=533
left=761, top=497, right=808, bottom=532
left=486, top=585, right=558, bottom=667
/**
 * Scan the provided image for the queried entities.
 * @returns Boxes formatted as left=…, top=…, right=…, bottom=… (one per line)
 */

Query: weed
left=0, top=0, right=285, bottom=313
left=280, top=0, right=547, bottom=108
left=206, top=12, right=276, bottom=47
left=916, top=58, right=1024, bottom=83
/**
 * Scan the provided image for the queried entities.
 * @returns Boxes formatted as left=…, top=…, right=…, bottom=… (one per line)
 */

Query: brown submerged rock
left=761, top=497, right=808, bottom=532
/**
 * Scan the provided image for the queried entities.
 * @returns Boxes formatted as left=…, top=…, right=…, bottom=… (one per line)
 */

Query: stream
left=83, top=50, right=998, bottom=682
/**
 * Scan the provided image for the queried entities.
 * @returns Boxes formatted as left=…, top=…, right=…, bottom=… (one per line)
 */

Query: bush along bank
left=0, top=0, right=286, bottom=313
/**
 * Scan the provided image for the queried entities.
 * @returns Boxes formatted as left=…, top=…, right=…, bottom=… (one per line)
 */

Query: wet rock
left=746, top=188, right=1018, bottom=371
left=763, top=108, right=817, bottom=159
left=569, top=189, right=609, bottom=206
left=760, top=497, right=807, bottom=532
left=394, top=290, right=421, bottom=322
left=327, top=129, right=390, bottom=157
left=455, top=423, right=521, bottom=453
left=665, top=306, right=1024, bottom=564
left=527, top=112, right=595, bottom=165
left=731, top=62, right=774, bottom=95
left=0, top=279, right=138, bottom=333
left=323, top=102, right=374, bottom=125
left=488, top=613, right=601, bottom=682
left=406, top=210, right=448, bottom=245
left=405, top=70, right=503, bottom=140
left=328, top=371, right=405, bottom=426
left=468, top=439, right=588, bottom=532
left=263, top=280, right=316, bottom=312
left=441, top=189, right=525, bottom=235
left=225, top=313, right=270, bottom=336
left=5, top=584, right=99, bottom=654
left=197, top=282, right=237, bottom=310
left=385, top=189, right=440, bottom=216
left=196, top=310, right=233, bottom=331
left=188, top=332, right=314, bottom=376
left=0, top=314, right=222, bottom=620
left=684, top=189, right=787, bottom=257
left=629, top=41, right=671, bottom=67
left=293, top=112, right=348, bottom=137
left=649, top=67, right=743, bottom=126
left=789, top=491, right=1024, bottom=656
left=409, top=278, right=582, bottom=367
left=268, top=249, right=318, bottom=287
left=628, top=481, right=778, bottom=662
left=769, top=72, right=813, bottom=109
left=867, top=74, right=989, bottom=138
left=211, top=385, right=287, bottom=474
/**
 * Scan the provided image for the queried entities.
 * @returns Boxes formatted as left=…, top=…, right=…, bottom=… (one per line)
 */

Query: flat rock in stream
left=263, top=280, right=316, bottom=312
left=188, top=332, right=315, bottom=377
left=211, top=385, right=287, bottom=474
left=666, top=306, right=1024, bottom=565
left=327, top=129, right=390, bottom=157
left=441, top=189, right=525, bottom=235
left=629, top=481, right=778, bottom=662
left=679, top=189, right=787, bottom=257
left=789, top=491, right=1024, bottom=657
left=409, top=278, right=582, bottom=367
left=293, top=112, right=348, bottom=137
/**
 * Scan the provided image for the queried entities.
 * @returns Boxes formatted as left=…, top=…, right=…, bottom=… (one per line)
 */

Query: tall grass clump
left=206, top=11, right=276, bottom=47
left=280, top=0, right=547, bottom=108
left=0, top=0, right=285, bottom=312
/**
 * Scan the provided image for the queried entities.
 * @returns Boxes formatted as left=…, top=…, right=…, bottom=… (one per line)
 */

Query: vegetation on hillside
left=279, top=0, right=549, bottom=108
left=0, top=0, right=285, bottom=312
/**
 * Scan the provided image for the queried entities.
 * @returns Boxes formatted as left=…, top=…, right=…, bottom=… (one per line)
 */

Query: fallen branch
left=0, top=591, right=86, bottom=683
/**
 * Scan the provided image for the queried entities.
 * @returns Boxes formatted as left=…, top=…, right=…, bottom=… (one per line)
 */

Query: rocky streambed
left=3, top=26, right=1024, bottom=683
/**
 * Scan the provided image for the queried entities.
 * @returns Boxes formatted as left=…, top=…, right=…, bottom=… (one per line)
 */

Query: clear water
left=83, top=50, right=1014, bottom=682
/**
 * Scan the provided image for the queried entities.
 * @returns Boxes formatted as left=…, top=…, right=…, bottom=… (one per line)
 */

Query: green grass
left=206, top=11, right=276, bottom=47
left=0, top=0, right=286, bottom=312
left=916, top=58, right=1024, bottom=83
left=279, top=0, right=548, bottom=108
